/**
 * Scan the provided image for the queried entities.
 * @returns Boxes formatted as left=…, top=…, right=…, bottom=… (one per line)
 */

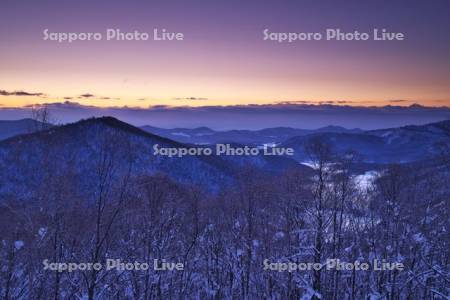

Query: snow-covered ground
left=354, top=170, right=380, bottom=190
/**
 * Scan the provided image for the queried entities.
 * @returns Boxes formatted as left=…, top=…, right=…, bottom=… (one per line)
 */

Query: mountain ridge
left=0, top=117, right=305, bottom=199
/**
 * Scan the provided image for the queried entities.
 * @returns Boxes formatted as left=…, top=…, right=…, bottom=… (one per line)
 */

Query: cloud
left=276, top=100, right=312, bottom=105
left=1, top=101, right=448, bottom=130
left=173, top=97, right=208, bottom=101
left=75, top=94, right=119, bottom=100
left=100, top=96, right=121, bottom=100
left=78, top=93, right=95, bottom=98
left=276, top=100, right=353, bottom=105
left=23, top=101, right=89, bottom=109
left=1, top=89, right=119, bottom=101
left=0, top=89, right=44, bottom=97
left=389, top=99, right=408, bottom=103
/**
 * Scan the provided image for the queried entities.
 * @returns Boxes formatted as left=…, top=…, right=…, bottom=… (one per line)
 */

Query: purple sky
left=1, top=0, right=450, bottom=128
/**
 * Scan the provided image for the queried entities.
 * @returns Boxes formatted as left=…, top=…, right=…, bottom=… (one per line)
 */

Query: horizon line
left=1, top=100, right=449, bottom=110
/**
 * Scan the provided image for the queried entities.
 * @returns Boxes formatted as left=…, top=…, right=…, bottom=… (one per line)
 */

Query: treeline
left=0, top=137, right=449, bottom=299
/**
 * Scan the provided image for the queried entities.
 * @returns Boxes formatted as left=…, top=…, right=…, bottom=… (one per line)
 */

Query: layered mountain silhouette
left=0, top=117, right=302, bottom=200
left=0, top=117, right=448, bottom=201
left=142, top=120, right=449, bottom=164
left=140, top=124, right=362, bottom=145
left=281, top=120, right=449, bottom=164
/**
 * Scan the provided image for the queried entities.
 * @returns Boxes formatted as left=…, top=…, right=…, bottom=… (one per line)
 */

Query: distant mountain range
left=140, top=125, right=363, bottom=145
left=281, top=120, right=450, bottom=164
left=0, top=118, right=448, bottom=192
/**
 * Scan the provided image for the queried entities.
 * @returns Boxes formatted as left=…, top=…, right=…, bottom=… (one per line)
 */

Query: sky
left=1, top=0, right=450, bottom=127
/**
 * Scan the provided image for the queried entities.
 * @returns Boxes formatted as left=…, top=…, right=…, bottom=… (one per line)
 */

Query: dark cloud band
left=0, top=89, right=44, bottom=97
